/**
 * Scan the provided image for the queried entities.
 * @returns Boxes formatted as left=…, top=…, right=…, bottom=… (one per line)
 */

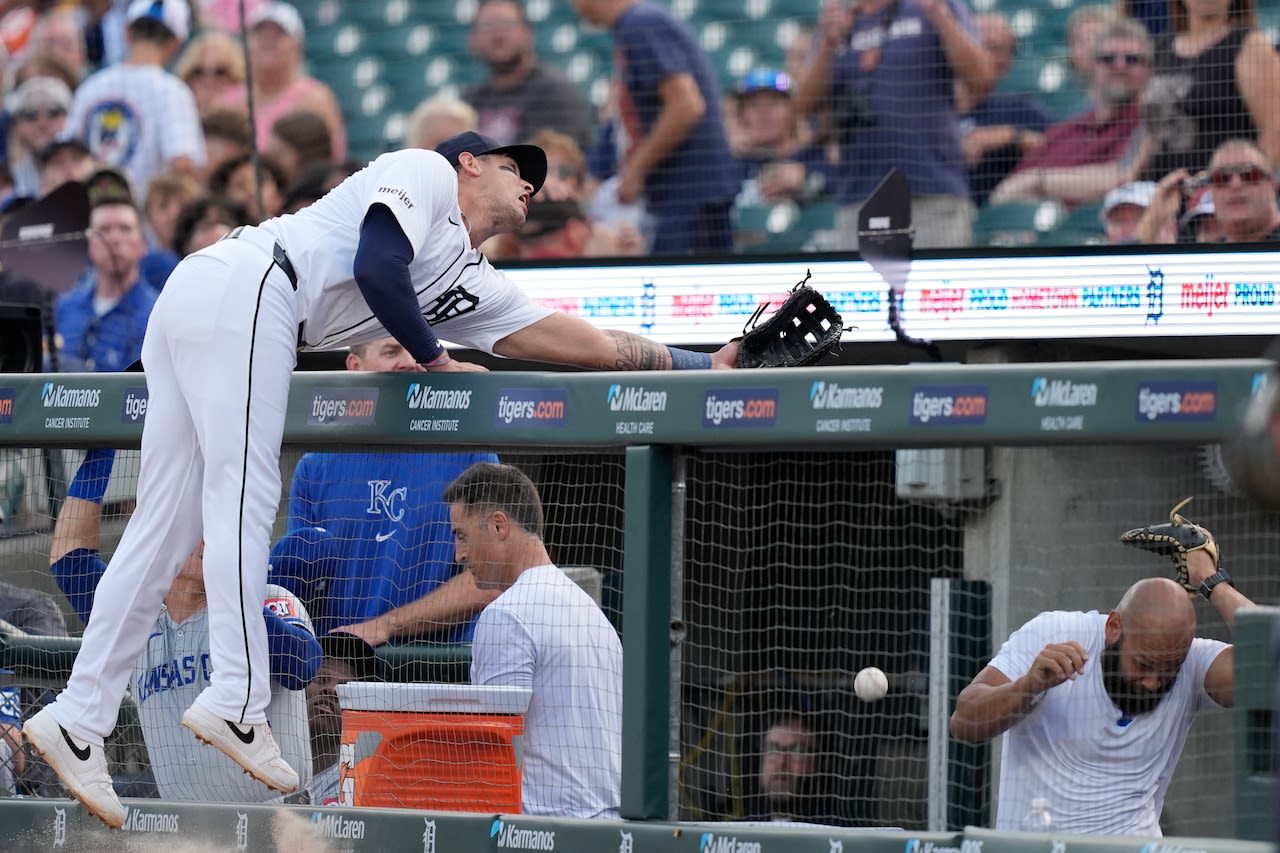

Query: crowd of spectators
left=0, top=0, right=1269, bottom=371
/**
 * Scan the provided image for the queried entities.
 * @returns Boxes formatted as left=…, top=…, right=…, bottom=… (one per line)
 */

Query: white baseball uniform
left=45, top=148, right=551, bottom=747
left=135, top=585, right=313, bottom=801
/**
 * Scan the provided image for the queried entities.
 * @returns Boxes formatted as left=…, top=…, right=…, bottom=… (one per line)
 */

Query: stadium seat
left=973, top=200, right=1066, bottom=247
left=735, top=200, right=838, bottom=254
left=1040, top=202, right=1107, bottom=245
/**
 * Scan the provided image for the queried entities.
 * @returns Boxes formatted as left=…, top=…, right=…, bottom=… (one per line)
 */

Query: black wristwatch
left=1199, top=567, right=1234, bottom=600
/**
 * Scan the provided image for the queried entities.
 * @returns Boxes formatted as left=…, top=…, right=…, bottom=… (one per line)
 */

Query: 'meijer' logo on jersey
left=377, top=186, right=414, bottom=209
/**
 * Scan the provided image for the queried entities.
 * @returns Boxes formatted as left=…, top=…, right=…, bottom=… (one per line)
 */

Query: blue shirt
left=613, top=2, right=738, bottom=212
left=54, top=271, right=158, bottom=372
left=827, top=0, right=980, bottom=202
left=271, top=450, right=499, bottom=642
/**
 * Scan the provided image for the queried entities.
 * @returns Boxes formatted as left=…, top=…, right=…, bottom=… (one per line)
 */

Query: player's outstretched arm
left=494, top=312, right=737, bottom=370
left=49, top=449, right=116, bottom=624
left=333, top=571, right=500, bottom=647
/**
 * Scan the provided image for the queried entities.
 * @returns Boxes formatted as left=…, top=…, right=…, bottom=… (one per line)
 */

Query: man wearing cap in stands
left=64, top=0, right=204, bottom=197
left=1100, top=180, right=1172, bottom=244
left=1137, top=139, right=1280, bottom=245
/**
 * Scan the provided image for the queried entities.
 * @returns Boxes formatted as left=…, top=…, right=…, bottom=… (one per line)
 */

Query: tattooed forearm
left=606, top=330, right=670, bottom=370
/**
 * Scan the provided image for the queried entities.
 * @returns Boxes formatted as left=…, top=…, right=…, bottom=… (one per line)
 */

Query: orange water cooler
left=336, top=683, right=533, bottom=812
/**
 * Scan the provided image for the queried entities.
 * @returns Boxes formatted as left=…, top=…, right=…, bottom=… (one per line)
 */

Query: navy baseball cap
left=435, top=131, right=547, bottom=197
left=737, top=69, right=791, bottom=96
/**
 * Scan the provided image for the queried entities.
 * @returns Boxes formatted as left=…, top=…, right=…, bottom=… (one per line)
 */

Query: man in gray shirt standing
left=464, top=0, right=596, bottom=153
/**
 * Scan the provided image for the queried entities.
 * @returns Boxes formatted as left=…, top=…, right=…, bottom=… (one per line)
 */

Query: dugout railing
left=0, top=361, right=1275, bottom=851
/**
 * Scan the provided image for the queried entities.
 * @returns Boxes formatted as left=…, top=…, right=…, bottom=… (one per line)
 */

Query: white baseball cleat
left=181, top=702, right=299, bottom=794
left=23, top=707, right=126, bottom=829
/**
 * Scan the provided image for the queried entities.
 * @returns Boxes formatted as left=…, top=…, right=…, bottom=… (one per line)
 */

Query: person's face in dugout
left=1101, top=626, right=1187, bottom=718
left=346, top=338, right=419, bottom=372
left=306, top=657, right=358, bottom=743
left=450, top=503, right=507, bottom=588
left=759, top=721, right=816, bottom=799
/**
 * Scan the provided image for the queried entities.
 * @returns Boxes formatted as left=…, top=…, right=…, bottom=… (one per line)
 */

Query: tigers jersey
left=259, top=148, right=551, bottom=353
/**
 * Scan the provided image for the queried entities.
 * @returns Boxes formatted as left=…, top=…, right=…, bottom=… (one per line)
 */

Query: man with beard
left=753, top=715, right=830, bottom=824
left=949, top=547, right=1252, bottom=836
left=462, top=0, right=594, bottom=153
left=989, top=17, right=1152, bottom=206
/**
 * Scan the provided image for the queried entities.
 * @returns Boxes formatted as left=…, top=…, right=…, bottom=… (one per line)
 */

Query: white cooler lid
left=337, top=682, right=533, bottom=715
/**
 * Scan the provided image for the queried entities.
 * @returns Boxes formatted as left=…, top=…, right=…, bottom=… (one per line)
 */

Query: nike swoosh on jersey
left=375, top=529, right=395, bottom=543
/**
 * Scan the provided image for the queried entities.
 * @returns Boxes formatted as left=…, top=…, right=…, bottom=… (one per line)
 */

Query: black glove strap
left=1199, top=566, right=1234, bottom=600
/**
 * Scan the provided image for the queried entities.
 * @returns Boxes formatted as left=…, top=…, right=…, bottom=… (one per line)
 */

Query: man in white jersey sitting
left=47, top=449, right=320, bottom=803
left=446, top=462, right=622, bottom=819
left=25, top=129, right=738, bottom=829
left=949, top=544, right=1253, bottom=836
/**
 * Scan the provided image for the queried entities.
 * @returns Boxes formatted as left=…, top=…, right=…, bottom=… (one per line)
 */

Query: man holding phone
left=792, top=0, right=994, bottom=250
left=1135, top=139, right=1280, bottom=244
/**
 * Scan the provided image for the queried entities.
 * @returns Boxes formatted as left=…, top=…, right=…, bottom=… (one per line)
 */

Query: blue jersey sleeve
left=49, top=548, right=107, bottom=625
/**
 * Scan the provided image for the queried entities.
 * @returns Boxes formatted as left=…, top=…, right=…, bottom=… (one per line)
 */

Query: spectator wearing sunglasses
left=6, top=75, right=71, bottom=199
left=1139, top=0, right=1280, bottom=182
left=175, top=29, right=247, bottom=116
left=990, top=18, right=1152, bottom=206
left=1137, top=138, right=1280, bottom=244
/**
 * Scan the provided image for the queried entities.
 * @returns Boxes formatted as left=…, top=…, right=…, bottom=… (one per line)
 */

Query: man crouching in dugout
left=949, top=534, right=1252, bottom=835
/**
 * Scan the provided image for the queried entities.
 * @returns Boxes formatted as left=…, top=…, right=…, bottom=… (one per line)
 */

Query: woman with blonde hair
left=174, top=29, right=246, bottom=115
left=404, top=95, right=477, bottom=150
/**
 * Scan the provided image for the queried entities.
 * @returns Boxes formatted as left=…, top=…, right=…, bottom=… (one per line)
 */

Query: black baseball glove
left=735, top=271, right=845, bottom=369
left=1119, top=497, right=1221, bottom=596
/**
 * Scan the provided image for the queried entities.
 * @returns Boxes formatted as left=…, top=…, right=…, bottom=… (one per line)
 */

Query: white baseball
left=855, top=667, right=888, bottom=702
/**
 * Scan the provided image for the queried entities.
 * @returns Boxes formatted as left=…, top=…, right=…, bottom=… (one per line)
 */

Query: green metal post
left=621, top=445, right=673, bottom=820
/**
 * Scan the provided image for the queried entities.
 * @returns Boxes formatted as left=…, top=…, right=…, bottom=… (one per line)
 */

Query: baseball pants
left=50, top=226, right=302, bottom=741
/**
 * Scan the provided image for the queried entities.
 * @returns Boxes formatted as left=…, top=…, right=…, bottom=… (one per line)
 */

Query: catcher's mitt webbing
left=735, top=271, right=845, bottom=369
left=1119, top=496, right=1221, bottom=596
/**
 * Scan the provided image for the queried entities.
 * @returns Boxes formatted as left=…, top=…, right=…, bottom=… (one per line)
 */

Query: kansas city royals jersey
left=278, top=450, right=498, bottom=641
left=259, top=149, right=551, bottom=355
left=133, top=584, right=314, bottom=802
